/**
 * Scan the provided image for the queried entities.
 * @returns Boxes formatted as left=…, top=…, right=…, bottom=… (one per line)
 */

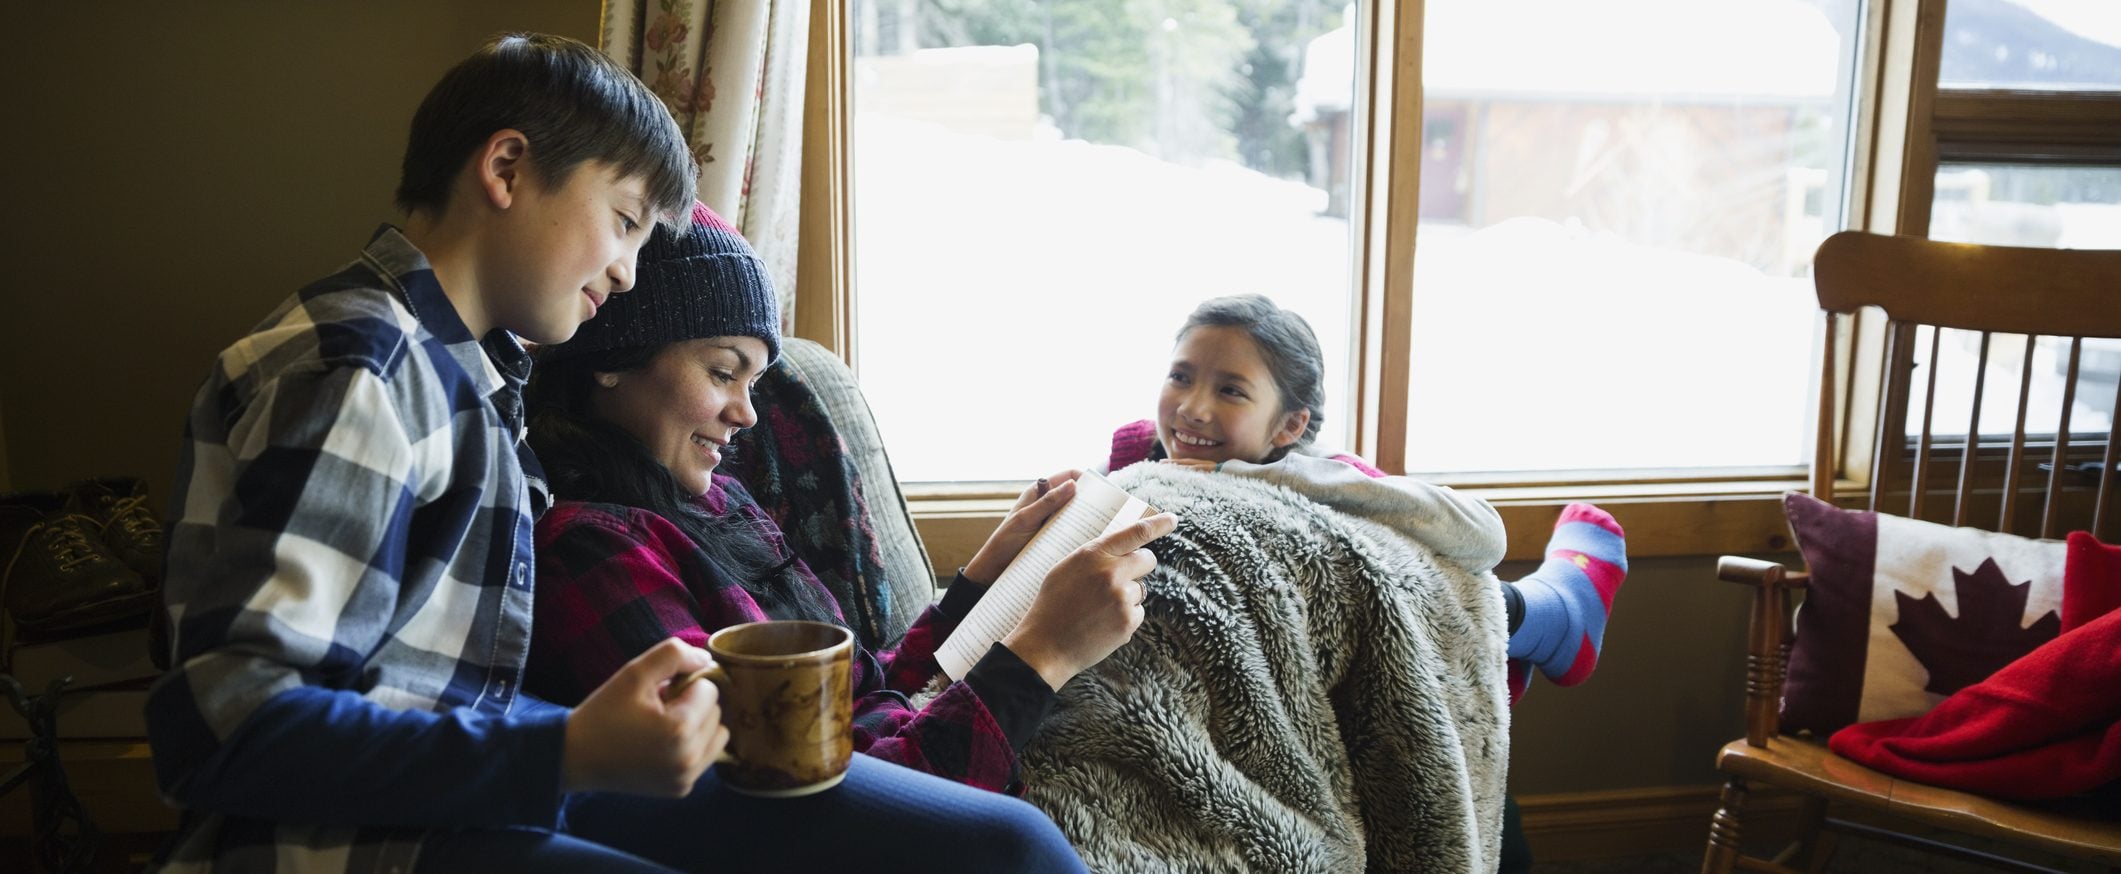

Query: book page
left=935, top=471, right=1150, bottom=680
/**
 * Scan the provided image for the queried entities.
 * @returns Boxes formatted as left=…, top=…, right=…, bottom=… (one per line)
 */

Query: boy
left=147, top=34, right=719, bottom=871
left=150, top=33, right=1088, bottom=874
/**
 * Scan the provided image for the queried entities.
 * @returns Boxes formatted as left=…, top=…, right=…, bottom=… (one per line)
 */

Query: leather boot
left=68, top=477, right=164, bottom=590
left=0, top=492, right=154, bottom=636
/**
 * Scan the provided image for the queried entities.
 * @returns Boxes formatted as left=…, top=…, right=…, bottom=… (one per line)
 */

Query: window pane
left=1404, top=0, right=1863, bottom=473
left=1914, top=163, right=2121, bottom=440
left=1940, top=0, right=2121, bottom=91
left=1931, top=163, right=2121, bottom=248
left=1903, top=330, right=2118, bottom=442
left=852, top=0, right=1360, bottom=483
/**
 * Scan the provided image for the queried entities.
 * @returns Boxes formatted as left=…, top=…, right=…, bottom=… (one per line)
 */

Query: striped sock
left=1506, top=503, right=1627, bottom=686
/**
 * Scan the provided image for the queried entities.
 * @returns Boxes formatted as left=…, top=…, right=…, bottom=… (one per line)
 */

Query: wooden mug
left=667, top=620, right=855, bottom=797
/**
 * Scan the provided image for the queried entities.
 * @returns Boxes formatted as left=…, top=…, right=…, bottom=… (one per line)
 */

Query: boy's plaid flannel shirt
left=148, top=228, right=560, bottom=873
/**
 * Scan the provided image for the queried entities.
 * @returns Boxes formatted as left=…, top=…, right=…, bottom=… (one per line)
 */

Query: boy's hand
left=563, top=637, right=730, bottom=797
left=963, top=469, right=1084, bottom=585
left=1001, top=511, right=1180, bottom=691
left=1160, top=458, right=1219, bottom=472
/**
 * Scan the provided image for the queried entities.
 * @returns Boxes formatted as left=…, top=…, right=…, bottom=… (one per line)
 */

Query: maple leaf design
left=1890, top=558, right=2061, bottom=697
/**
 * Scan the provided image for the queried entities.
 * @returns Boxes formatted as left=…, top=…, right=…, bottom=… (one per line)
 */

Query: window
left=1900, top=329, right=2119, bottom=444
left=1939, top=0, right=2121, bottom=91
left=1403, top=0, right=1864, bottom=474
left=1907, top=166, right=2121, bottom=441
left=849, top=0, right=1361, bottom=483
left=799, top=0, right=2121, bottom=564
left=844, top=0, right=1873, bottom=483
left=1903, top=1, right=2121, bottom=448
left=1931, top=163, right=2121, bottom=248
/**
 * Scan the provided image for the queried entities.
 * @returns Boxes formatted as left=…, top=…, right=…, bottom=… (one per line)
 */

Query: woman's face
left=592, top=336, right=771, bottom=496
left=1158, top=325, right=1309, bottom=466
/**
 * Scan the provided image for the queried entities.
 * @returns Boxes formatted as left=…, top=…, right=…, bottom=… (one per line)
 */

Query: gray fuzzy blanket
left=1022, top=465, right=1509, bottom=873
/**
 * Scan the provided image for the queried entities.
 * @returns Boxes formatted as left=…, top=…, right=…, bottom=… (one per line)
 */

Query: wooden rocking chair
left=1701, top=231, right=2121, bottom=873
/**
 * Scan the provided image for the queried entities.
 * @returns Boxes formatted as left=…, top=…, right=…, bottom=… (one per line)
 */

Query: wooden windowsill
left=909, top=476, right=1842, bottom=580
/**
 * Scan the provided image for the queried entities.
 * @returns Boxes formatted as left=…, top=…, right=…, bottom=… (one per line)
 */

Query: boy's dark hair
left=1179, top=294, right=1327, bottom=458
left=396, top=33, right=696, bottom=224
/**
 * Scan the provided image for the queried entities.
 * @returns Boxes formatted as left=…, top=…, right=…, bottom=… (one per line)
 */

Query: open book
left=934, top=471, right=1158, bottom=681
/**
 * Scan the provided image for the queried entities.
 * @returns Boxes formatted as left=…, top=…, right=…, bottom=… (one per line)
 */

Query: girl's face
left=1158, top=325, right=1310, bottom=466
left=592, top=336, right=770, bottom=496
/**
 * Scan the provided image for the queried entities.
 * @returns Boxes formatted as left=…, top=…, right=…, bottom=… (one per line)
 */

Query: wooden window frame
left=791, top=0, right=2114, bottom=578
left=1892, top=0, right=2121, bottom=238
left=1870, top=0, right=2121, bottom=521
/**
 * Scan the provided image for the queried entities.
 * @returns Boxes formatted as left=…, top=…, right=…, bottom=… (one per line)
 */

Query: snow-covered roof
left=1293, top=0, right=1844, bottom=123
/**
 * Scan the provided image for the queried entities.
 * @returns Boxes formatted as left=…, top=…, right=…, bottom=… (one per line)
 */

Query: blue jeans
left=414, top=754, right=1087, bottom=873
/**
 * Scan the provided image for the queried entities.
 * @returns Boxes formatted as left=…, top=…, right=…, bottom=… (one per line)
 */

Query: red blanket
left=1828, top=535, right=2121, bottom=800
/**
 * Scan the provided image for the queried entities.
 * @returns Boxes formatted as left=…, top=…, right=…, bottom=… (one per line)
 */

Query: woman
left=521, top=203, right=1173, bottom=870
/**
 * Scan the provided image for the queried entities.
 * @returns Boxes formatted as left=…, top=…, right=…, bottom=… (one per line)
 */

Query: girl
left=522, top=203, right=1174, bottom=872
left=1104, top=294, right=1628, bottom=701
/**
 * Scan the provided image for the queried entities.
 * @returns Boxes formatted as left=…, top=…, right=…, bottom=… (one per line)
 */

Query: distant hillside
left=1941, top=0, right=2121, bottom=87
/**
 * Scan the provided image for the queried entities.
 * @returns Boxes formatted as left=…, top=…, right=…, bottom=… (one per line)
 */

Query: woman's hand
left=1001, top=511, right=1180, bottom=690
left=963, top=470, right=1085, bottom=585
left=562, top=638, right=731, bottom=797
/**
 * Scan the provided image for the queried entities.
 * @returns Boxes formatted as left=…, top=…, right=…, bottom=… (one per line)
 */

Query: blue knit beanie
left=542, top=201, right=780, bottom=364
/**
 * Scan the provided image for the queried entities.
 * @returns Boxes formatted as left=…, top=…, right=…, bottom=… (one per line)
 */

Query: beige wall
left=0, top=0, right=1779, bottom=804
left=0, top=0, right=598, bottom=502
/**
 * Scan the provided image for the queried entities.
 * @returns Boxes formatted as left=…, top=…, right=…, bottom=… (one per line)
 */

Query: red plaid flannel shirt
left=526, top=474, right=1043, bottom=792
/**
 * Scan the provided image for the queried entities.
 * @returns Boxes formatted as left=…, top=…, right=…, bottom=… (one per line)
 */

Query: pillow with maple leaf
left=1779, top=492, right=2065, bottom=735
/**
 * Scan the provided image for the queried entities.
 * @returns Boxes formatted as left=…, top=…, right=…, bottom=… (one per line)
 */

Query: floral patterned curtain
left=601, top=0, right=810, bottom=330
